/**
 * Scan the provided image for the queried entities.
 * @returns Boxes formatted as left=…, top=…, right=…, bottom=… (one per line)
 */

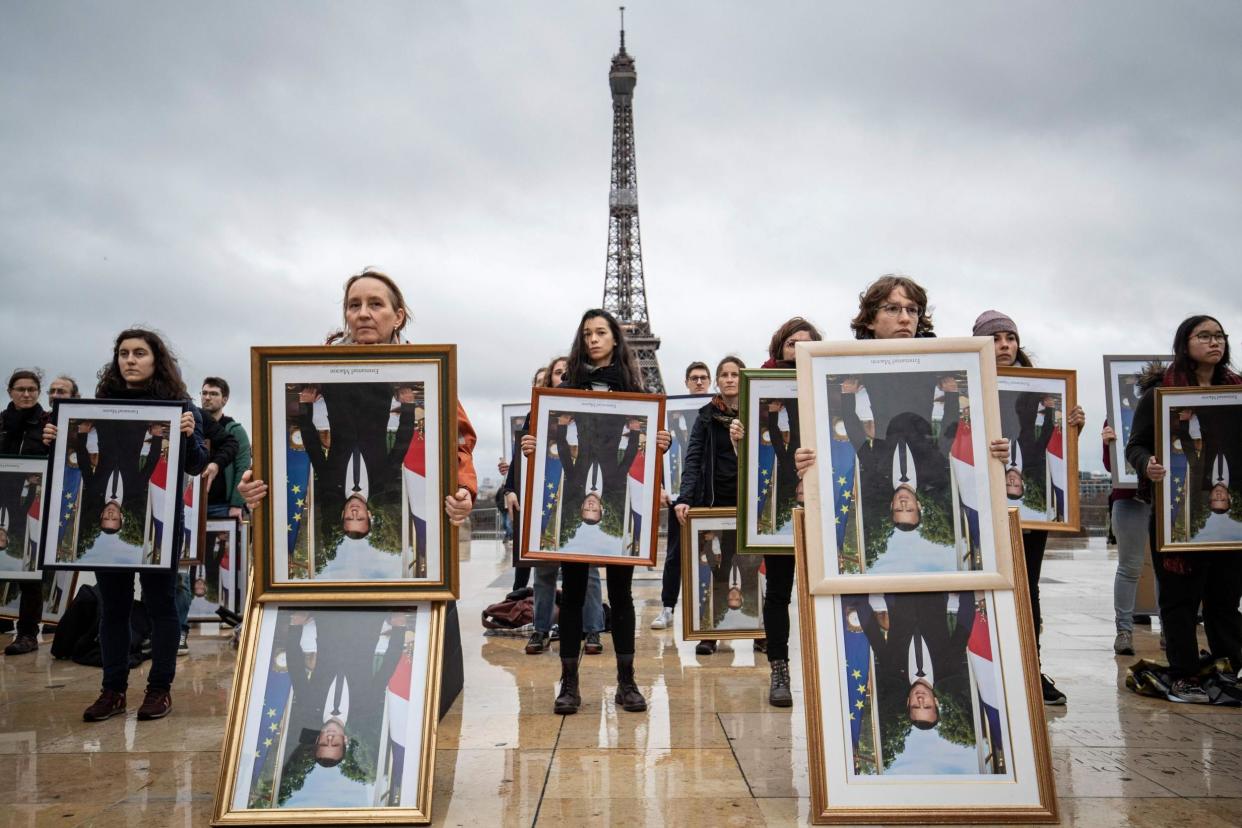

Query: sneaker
left=1041, top=674, right=1067, bottom=706
left=137, top=688, right=173, bottom=720
left=1113, top=631, right=1135, bottom=656
left=695, top=639, right=717, bottom=655
left=83, top=689, right=127, bottom=722
left=524, top=631, right=549, bottom=655
left=177, top=631, right=189, bottom=656
left=1168, top=678, right=1211, bottom=704
left=4, top=634, right=38, bottom=656
left=754, top=638, right=768, bottom=654
left=650, top=607, right=674, bottom=630
left=584, top=631, right=604, bottom=655
left=769, top=659, right=793, bottom=707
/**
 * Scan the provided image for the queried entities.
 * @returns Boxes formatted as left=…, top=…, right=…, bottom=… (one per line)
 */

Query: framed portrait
left=996, top=368, right=1080, bottom=532
left=679, top=508, right=764, bottom=640
left=795, top=338, right=1013, bottom=595
left=250, top=345, right=458, bottom=602
left=39, top=398, right=187, bottom=573
left=218, top=518, right=251, bottom=617
left=520, top=387, right=664, bottom=567
left=500, top=402, right=530, bottom=465
left=794, top=508, right=1057, bottom=823
left=1154, top=386, right=1242, bottom=551
left=737, top=369, right=800, bottom=555
left=213, top=601, right=443, bottom=825
left=665, top=394, right=711, bottom=504
left=0, top=456, right=47, bottom=581
left=0, top=570, right=79, bottom=625
left=1102, top=354, right=1170, bottom=489
left=177, top=474, right=208, bottom=565
left=185, top=516, right=239, bottom=622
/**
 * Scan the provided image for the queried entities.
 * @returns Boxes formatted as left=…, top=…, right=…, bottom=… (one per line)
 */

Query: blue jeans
left=1112, top=498, right=1152, bottom=632
left=96, top=570, right=179, bottom=693
left=532, top=565, right=603, bottom=634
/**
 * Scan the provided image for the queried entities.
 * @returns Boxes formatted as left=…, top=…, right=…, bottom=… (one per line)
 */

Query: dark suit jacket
left=555, top=416, right=640, bottom=504
left=860, top=591, right=975, bottom=689
left=75, top=421, right=163, bottom=517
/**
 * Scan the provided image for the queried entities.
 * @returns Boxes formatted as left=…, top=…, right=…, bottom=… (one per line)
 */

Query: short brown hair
left=767, top=317, right=822, bottom=363
left=715, top=355, right=746, bottom=376
left=684, top=361, right=710, bottom=380
left=850, top=275, right=934, bottom=339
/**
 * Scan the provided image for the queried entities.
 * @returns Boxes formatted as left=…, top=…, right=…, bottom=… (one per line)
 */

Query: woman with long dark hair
left=521, top=309, right=670, bottom=714
left=972, top=310, right=1086, bottom=707
left=1126, top=314, right=1242, bottom=704
left=42, top=328, right=229, bottom=721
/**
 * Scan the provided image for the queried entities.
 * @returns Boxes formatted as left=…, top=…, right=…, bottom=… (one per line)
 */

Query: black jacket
left=0, top=402, right=49, bottom=458
left=678, top=401, right=738, bottom=508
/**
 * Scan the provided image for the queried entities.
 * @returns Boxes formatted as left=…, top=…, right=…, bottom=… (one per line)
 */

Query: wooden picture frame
left=737, top=369, right=799, bottom=555
left=40, top=398, right=188, bottom=573
left=520, top=387, right=664, bottom=567
left=794, top=507, right=1058, bottom=823
left=1102, top=354, right=1170, bottom=489
left=500, top=402, right=530, bottom=465
left=186, top=516, right=239, bottom=623
left=996, top=367, right=1081, bottom=532
left=213, top=601, right=444, bottom=825
left=664, top=394, right=711, bottom=504
left=1153, top=386, right=1242, bottom=551
left=795, top=337, right=1014, bottom=596
left=0, top=455, right=48, bottom=581
left=679, top=507, right=764, bottom=640
left=250, top=345, right=459, bottom=602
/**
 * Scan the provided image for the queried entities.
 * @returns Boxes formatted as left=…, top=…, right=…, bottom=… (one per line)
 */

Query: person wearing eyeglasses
left=1126, top=315, right=1242, bottom=704
left=0, top=369, right=52, bottom=656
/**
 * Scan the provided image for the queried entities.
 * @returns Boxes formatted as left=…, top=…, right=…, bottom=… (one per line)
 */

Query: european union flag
left=286, top=445, right=311, bottom=554
left=1169, top=446, right=1188, bottom=524
left=841, top=603, right=871, bottom=748
left=248, top=663, right=292, bottom=807
left=541, top=454, right=563, bottom=536
left=756, top=440, right=776, bottom=515
left=57, top=466, right=82, bottom=550
left=829, top=435, right=857, bottom=549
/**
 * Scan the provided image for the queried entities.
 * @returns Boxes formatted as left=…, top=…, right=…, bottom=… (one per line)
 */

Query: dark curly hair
left=96, top=328, right=190, bottom=401
left=850, top=275, right=935, bottom=339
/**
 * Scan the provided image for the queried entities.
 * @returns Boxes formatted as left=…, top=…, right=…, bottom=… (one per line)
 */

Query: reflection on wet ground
left=1, top=535, right=1241, bottom=825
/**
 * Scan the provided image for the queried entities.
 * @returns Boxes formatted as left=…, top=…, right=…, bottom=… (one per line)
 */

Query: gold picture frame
left=794, top=507, right=1058, bottom=823
left=996, top=367, right=1081, bottom=533
left=249, top=345, right=459, bottom=603
left=794, top=336, right=1014, bottom=595
left=679, top=507, right=764, bottom=641
left=1153, top=385, right=1242, bottom=552
left=212, top=600, right=445, bottom=825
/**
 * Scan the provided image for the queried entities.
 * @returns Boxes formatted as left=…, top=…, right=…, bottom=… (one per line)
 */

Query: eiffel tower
left=601, top=7, right=664, bottom=393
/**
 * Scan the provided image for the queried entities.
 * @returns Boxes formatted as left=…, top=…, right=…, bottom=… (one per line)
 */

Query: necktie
left=1217, top=455, right=1226, bottom=485
left=351, top=450, right=363, bottom=494
left=897, top=441, right=910, bottom=483
left=331, top=676, right=345, bottom=716
left=913, top=635, right=925, bottom=678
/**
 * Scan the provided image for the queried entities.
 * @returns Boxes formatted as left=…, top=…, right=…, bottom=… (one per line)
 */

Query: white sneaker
left=650, top=607, right=674, bottom=630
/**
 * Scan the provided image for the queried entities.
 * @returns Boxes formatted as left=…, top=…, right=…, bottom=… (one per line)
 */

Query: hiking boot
left=584, top=631, right=604, bottom=655
left=177, top=631, right=189, bottom=657
left=4, top=634, right=38, bottom=656
left=769, top=659, right=793, bottom=707
left=1041, top=674, right=1067, bottom=706
left=695, top=639, right=717, bottom=655
left=554, top=658, right=581, bottom=715
left=525, top=631, right=549, bottom=655
left=83, top=689, right=127, bottom=722
left=754, top=638, right=768, bottom=654
left=137, top=688, right=173, bottom=720
left=1113, top=631, right=1135, bottom=656
left=1168, top=678, right=1211, bottom=704
left=615, top=655, right=647, bottom=712
left=650, top=607, right=674, bottom=630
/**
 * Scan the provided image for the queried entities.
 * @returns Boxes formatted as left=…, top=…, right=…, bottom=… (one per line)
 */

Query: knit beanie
left=972, top=310, right=1018, bottom=340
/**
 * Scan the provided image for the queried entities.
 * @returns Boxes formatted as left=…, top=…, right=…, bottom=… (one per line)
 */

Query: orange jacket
left=455, top=402, right=478, bottom=500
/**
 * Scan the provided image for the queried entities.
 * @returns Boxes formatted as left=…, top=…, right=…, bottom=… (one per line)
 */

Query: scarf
left=1161, top=366, right=1242, bottom=388
left=710, top=394, right=738, bottom=427
left=760, top=358, right=794, bottom=369
left=568, top=360, right=632, bottom=393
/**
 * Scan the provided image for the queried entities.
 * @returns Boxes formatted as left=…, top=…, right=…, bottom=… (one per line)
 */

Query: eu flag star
left=834, top=516, right=840, bottom=525
left=263, top=737, right=273, bottom=747
left=849, top=712, right=856, bottom=721
left=840, top=504, right=849, bottom=514
left=838, top=475, right=846, bottom=486
left=291, top=485, right=301, bottom=494
left=65, top=492, right=74, bottom=501
left=857, top=684, right=866, bottom=694
left=292, top=513, right=301, bottom=522
left=268, top=707, right=277, bottom=717
left=851, top=669, right=861, bottom=680
left=842, top=490, right=852, bottom=501
left=855, top=699, right=865, bottom=710
left=295, top=498, right=305, bottom=508
left=269, top=722, right=279, bottom=733
left=286, top=524, right=292, bottom=532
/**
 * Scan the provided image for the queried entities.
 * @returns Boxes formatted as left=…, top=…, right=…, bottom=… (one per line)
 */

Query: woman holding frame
left=972, top=310, right=1086, bottom=707
left=673, top=355, right=746, bottom=656
left=731, top=316, right=822, bottom=706
left=520, top=309, right=671, bottom=715
left=1126, top=314, right=1242, bottom=704
left=42, top=328, right=228, bottom=722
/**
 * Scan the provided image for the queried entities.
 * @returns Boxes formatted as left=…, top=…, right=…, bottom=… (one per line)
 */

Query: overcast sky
left=3, top=2, right=1240, bottom=484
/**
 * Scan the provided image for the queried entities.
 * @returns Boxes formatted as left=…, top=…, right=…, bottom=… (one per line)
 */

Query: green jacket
left=213, top=415, right=252, bottom=510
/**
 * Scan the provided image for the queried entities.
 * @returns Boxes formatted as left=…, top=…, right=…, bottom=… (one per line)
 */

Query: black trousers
left=512, top=565, right=531, bottom=591
left=1023, top=529, right=1049, bottom=650
left=660, top=504, right=682, bottom=608
left=1148, top=517, right=1242, bottom=678
left=560, top=563, right=634, bottom=658
left=17, top=578, right=44, bottom=637
left=763, top=554, right=796, bottom=662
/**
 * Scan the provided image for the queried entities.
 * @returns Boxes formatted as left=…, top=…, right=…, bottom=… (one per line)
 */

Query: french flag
left=949, top=418, right=981, bottom=551
left=148, top=457, right=170, bottom=552
left=384, top=650, right=414, bottom=802
left=24, top=495, right=41, bottom=568
left=966, top=607, right=1003, bottom=749
left=627, top=444, right=647, bottom=553
left=1045, top=425, right=1067, bottom=522
left=402, top=430, right=428, bottom=568
left=179, top=477, right=196, bottom=559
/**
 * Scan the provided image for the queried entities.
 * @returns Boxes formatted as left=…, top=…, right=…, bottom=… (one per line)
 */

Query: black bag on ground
left=51, top=584, right=100, bottom=662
